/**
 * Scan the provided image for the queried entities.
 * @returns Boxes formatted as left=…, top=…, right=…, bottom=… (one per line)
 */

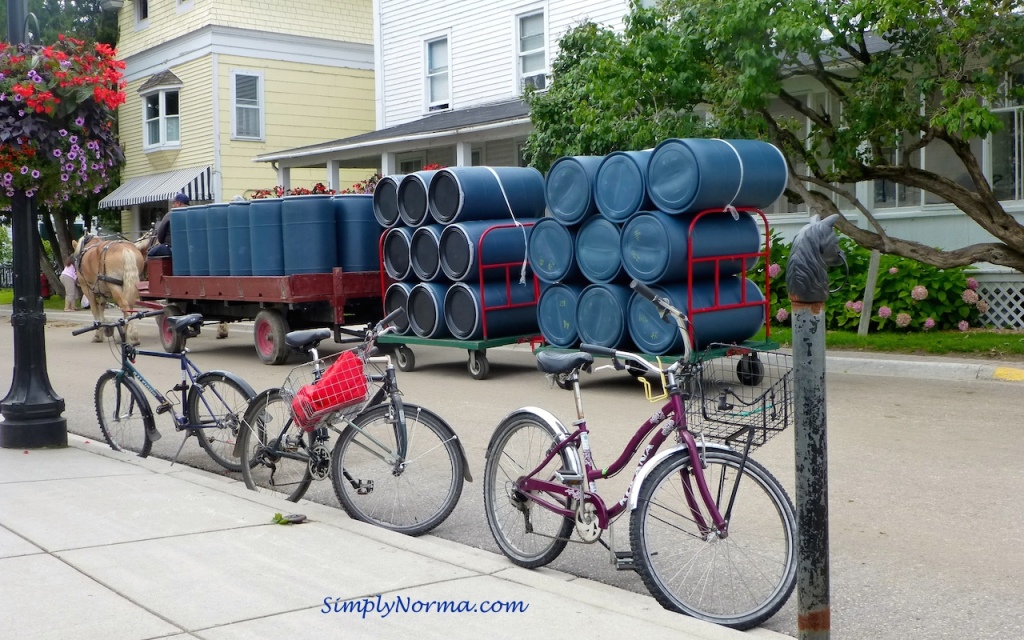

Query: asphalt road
left=2, top=311, right=1023, bottom=639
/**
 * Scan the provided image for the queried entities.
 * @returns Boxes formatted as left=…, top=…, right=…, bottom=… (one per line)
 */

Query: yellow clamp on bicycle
left=636, top=356, right=669, bottom=403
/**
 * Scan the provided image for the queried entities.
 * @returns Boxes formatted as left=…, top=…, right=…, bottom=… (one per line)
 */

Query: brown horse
left=134, top=231, right=157, bottom=280
left=74, top=235, right=146, bottom=345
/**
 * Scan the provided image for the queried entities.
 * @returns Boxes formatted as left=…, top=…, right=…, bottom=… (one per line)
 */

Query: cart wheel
left=159, top=304, right=184, bottom=354
left=254, top=309, right=289, bottom=365
left=395, top=346, right=415, bottom=372
left=468, top=350, right=490, bottom=380
left=736, top=353, right=765, bottom=386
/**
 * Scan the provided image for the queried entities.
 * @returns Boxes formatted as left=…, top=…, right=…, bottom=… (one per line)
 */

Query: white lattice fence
left=977, top=278, right=1024, bottom=329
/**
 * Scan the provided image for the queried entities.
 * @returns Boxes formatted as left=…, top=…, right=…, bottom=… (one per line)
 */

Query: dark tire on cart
left=159, top=304, right=184, bottom=354
left=395, top=345, right=415, bottom=372
left=736, top=353, right=765, bottom=386
left=254, top=309, right=289, bottom=365
left=468, top=349, right=490, bottom=380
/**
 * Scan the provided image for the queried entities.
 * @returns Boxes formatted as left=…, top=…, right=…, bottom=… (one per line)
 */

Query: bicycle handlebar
left=71, top=308, right=164, bottom=336
left=377, top=307, right=405, bottom=333
left=628, top=279, right=693, bottom=361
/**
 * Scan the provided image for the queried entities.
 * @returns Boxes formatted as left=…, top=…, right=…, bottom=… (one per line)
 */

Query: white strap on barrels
left=484, top=166, right=530, bottom=285
left=715, top=138, right=744, bottom=220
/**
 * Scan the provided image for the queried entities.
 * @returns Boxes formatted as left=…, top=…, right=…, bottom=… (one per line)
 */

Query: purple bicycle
left=483, top=281, right=797, bottom=630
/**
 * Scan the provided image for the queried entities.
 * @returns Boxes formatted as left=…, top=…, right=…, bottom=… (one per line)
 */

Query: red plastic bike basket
left=290, top=350, right=368, bottom=430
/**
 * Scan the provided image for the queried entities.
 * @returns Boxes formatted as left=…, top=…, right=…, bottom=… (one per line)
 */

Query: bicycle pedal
left=555, top=469, right=583, bottom=485
left=614, top=551, right=636, bottom=571
left=155, top=402, right=173, bottom=415
left=356, top=480, right=374, bottom=495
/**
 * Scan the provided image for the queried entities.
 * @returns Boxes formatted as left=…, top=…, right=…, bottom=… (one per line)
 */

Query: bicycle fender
left=107, top=370, right=161, bottom=442
left=489, top=407, right=583, bottom=479
left=194, top=370, right=258, bottom=400
left=403, top=403, right=474, bottom=483
left=627, top=442, right=733, bottom=511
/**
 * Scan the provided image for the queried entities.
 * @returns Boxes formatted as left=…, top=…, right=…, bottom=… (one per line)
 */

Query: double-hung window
left=135, top=0, right=149, bottom=25
left=143, top=89, right=180, bottom=149
left=992, top=70, right=1023, bottom=202
left=426, top=37, right=450, bottom=112
left=232, top=71, right=263, bottom=140
left=517, top=10, right=546, bottom=92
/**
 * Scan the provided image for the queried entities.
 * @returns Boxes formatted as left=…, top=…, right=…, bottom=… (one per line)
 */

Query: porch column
left=381, top=152, right=396, bottom=176
left=327, top=160, right=341, bottom=192
left=455, top=141, right=472, bottom=166
left=277, top=165, right=291, bottom=192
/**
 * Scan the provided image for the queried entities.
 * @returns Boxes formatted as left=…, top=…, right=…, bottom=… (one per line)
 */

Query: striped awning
left=98, top=165, right=212, bottom=209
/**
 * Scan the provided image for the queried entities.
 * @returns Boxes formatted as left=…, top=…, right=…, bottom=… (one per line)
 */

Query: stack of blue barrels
left=530, top=138, right=788, bottom=354
left=171, top=194, right=382, bottom=278
left=375, top=166, right=546, bottom=341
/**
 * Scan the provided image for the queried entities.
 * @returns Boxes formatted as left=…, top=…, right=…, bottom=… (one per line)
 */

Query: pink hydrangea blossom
left=878, top=306, right=892, bottom=319
left=888, top=267, right=899, bottom=275
left=958, top=320, right=970, bottom=332
left=966, top=277, right=979, bottom=290
left=852, top=301, right=863, bottom=313
left=896, top=313, right=912, bottom=328
left=845, top=300, right=855, bottom=309
left=976, top=300, right=990, bottom=314
left=768, top=263, right=781, bottom=278
left=775, top=308, right=789, bottom=323
left=961, top=289, right=980, bottom=305
left=911, top=285, right=928, bottom=301
left=923, top=318, right=936, bottom=330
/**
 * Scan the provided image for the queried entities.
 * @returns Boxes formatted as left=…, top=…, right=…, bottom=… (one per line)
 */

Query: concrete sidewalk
left=0, top=434, right=787, bottom=640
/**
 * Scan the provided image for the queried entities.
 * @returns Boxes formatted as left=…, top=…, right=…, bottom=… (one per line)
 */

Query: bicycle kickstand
left=169, top=432, right=192, bottom=467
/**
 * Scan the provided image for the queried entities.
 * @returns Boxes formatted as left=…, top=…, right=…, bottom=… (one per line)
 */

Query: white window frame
left=514, top=5, right=548, bottom=94
left=231, top=70, right=265, bottom=141
left=134, top=0, right=149, bottom=28
left=425, top=35, right=451, bottom=113
left=141, top=87, right=181, bottom=151
left=987, top=70, right=1024, bottom=203
left=398, top=153, right=426, bottom=174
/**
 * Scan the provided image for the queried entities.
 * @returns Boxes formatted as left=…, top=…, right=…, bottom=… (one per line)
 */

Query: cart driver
left=148, top=192, right=189, bottom=257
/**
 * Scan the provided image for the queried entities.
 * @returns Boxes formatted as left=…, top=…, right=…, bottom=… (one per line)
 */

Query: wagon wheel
left=468, top=349, right=490, bottom=380
left=159, top=304, right=184, bottom=354
left=395, top=345, right=416, bottom=372
left=254, top=309, right=289, bottom=365
left=736, top=353, right=765, bottom=386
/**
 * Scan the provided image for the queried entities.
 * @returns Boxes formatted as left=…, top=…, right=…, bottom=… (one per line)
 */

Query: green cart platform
left=376, top=333, right=543, bottom=380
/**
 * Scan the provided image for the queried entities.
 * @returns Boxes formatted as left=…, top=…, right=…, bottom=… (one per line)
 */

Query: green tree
left=0, top=0, right=117, bottom=47
left=526, top=0, right=1024, bottom=272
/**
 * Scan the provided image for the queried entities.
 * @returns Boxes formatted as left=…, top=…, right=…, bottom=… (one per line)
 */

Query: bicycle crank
left=308, top=443, right=331, bottom=480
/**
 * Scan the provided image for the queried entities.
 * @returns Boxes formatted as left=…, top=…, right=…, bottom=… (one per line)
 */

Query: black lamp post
left=0, top=0, right=68, bottom=448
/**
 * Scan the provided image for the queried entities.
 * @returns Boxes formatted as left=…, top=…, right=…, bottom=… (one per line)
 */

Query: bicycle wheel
left=95, top=370, right=154, bottom=457
left=188, top=373, right=255, bottom=472
left=238, top=389, right=313, bottom=501
left=630, top=448, right=797, bottom=630
left=331, top=402, right=464, bottom=536
left=482, top=414, right=574, bottom=568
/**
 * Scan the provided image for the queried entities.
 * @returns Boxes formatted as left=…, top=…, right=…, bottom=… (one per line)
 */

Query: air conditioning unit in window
left=521, top=74, right=547, bottom=91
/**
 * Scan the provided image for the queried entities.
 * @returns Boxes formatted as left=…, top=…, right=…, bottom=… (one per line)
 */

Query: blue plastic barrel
left=407, top=282, right=452, bottom=338
left=576, top=283, right=634, bottom=349
left=527, top=217, right=583, bottom=284
left=575, top=216, right=626, bottom=283
left=384, top=282, right=414, bottom=336
left=206, top=203, right=230, bottom=276
left=627, top=278, right=765, bottom=354
left=170, top=208, right=190, bottom=275
left=438, top=219, right=538, bottom=283
left=537, top=283, right=586, bottom=348
left=382, top=227, right=414, bottom=281
left=398, top=171, right=439, bottom=227
left=620, top=210, right=760, bottom=284
left=249, top=199, right=284, bottom=276
left=410, top=224, right=446, bottom=281
left=646, top=138, right=788, bottom=214
left=545, top=156, right=604, bottom=225
left=227, top=200, right=252, bottom=276
left=594, top=150, right=653, bottom=222
left=186, top=205, right=210, bottom=276
left=333, top=194, right=381, bottom=272
left=372, top=175, right=405, bottom=228
left=427, top=166, right=546, bottom=224
left=282, top=195, right=337, bottom=275
left=444, top=281, right=538, bottom=340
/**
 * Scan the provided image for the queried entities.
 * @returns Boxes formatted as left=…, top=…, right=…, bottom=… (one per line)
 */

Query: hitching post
left=0, top=0, right=69, bottom=448
left=785, top=214, right=844, bottom=639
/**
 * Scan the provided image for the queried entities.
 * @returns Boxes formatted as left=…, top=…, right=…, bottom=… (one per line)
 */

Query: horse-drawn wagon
left=139, top=256, right=382, bottom=364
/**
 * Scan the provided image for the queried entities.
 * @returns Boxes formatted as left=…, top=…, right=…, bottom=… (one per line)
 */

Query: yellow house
left=98, top=0, right=376, bottom=237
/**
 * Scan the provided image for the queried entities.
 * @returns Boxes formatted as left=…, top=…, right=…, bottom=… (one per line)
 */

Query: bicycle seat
left=286, top=328, right=332, bottom=353
left=166, top=313, right=204, bottom=336
left=536, top=351, right=594, bottom=375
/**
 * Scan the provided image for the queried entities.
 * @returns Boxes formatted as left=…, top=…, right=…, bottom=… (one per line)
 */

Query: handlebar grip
left=630, top=280, right=659, bottom=303
left=143, top=309, right=164, bottom=319
left=580, top=343, right=618, bottom=358
left=72, top=323, right=99, bottom=336
left=379, top=307, right=405, bottom=329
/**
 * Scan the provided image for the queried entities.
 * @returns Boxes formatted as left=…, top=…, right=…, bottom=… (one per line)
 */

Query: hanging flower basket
left=0, top=35, right=126, bottom=208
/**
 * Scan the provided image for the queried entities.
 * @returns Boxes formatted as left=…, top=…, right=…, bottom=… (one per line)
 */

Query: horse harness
left=77, top=235, right=129, bottom=293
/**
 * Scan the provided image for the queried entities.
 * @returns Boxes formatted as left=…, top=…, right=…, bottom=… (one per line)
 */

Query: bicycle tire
left=630, top=448, right=797, bottom=630
left=95, top=370, right=154, bottom=457
left=331, top=402, right=464, bottom=536
left=482, top=414, right=575, bottom=568
left=238, top=389, right=313, bottom=501
left=188, top=373, right=255, bottom=472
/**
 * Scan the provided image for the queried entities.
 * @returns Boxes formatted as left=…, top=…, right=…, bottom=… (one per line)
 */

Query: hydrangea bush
left=756, top=232, right=986, bottom=333
left=0, top=36, right=126, bottom=208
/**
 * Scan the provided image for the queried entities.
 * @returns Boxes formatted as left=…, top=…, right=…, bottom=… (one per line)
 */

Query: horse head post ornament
left=785, top=214, right=845, bottom=305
